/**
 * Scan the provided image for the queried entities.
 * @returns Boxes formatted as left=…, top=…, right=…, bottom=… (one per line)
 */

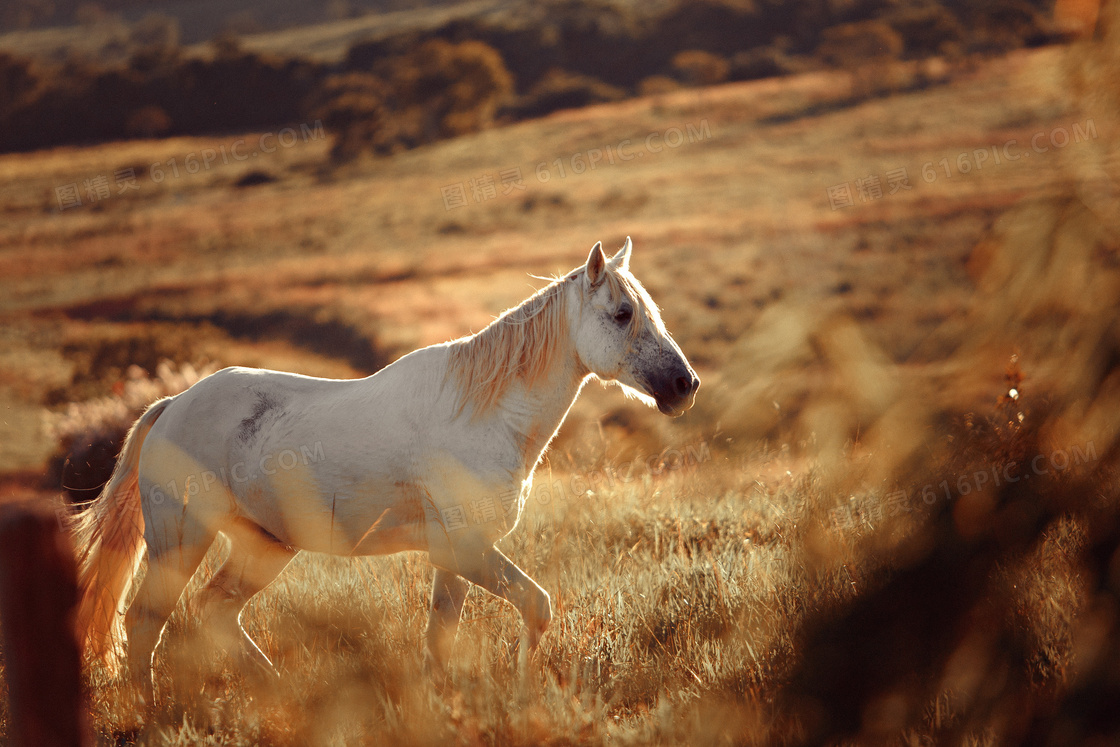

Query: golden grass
left=58, top=456, right=815, bottom=746
left=2, top=15, right=1120, bottom=743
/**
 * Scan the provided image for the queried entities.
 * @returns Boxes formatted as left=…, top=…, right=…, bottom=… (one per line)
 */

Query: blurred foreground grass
left=71, top=456, right=808, bottom=745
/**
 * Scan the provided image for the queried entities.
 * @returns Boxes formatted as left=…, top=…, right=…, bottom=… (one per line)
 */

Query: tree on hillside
left=390, top=39, right=513, bottom=145
left=310, top=71, right=389, bottom=162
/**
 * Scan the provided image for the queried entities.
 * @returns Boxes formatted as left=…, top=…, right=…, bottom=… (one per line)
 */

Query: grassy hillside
left=1, top=10, right=1118, bottom=743
left=0, top=48, right=1085, bottom=469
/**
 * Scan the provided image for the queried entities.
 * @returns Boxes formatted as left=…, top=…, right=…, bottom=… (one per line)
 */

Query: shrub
left=965, top=0, right=1055, bottom=52
left=816, top=21, right=904, bottom=68
left=311, top=39, right=515, bottom=159
left=0, top=47, right=325, bottom=152
left=308, top=71, right=388, bottom=161
left=638, top=75, right=681, bottom=97
left=729, top=46, right=808, bottom=81
left=124, top=104, right=171, bottom=138
left=0, top=53, right=38, bottom=117
left=882, top=5, right=967, bottom=59
left=506, top=67, right=625, bottom=119
left=44, top=361, right=217, bottom=504
left=671, top=49, right=730, bottom=86
left=390, top=39, right=514, bottom=145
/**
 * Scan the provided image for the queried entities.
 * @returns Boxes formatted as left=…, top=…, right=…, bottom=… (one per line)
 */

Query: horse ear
left=609, top=236, right=632, bottom=271
left=585, top=241, right=606, bottom=288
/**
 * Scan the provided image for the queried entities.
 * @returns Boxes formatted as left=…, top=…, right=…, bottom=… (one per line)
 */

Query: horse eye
left=614, top=306, right=633, bottom=325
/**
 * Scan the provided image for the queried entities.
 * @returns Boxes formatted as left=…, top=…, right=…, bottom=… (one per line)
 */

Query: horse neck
left=495, top=290, right=589, bottom=468
left=501, top=342, right=589, bottom=470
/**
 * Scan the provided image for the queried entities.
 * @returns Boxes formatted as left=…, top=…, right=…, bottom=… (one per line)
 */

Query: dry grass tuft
left=43, top=361, right=218, bottom=504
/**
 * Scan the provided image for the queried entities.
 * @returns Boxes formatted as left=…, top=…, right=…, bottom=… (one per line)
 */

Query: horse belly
left=347, top=493, right=429, bottom=556
left=238, top=475, right=427, bottom=557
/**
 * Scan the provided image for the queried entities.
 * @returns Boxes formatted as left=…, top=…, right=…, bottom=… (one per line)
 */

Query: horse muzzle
left=651, top=369, right=700, bottom=417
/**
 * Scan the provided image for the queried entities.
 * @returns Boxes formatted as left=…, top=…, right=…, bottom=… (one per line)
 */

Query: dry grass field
left=2, top=7, right=1120, bottom=743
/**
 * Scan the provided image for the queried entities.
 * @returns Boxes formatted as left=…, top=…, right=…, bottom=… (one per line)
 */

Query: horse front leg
left=449, top=545, right=552, bottom=655
left=424, top=568, right=469, bottom=686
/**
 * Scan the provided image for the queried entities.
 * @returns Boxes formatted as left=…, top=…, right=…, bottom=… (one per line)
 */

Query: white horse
left=71, top=238, right=699, bottom=695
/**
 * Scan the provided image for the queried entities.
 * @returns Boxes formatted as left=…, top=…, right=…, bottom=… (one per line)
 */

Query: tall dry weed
left=44, top=361, right=218, bottom=503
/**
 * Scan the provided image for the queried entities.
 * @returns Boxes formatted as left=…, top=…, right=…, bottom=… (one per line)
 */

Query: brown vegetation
left=671, top=50, right=730, bottom=87
left=816, top=21, right=904, bottom=68
left=380, top=39, right=513, bottom=148
left=0, top=1, right=1115, bottom=743
left=0, top=46, right=326, bottom=151
left=44, top=362, right=216, bottom=503
left=0, top=0, right=1068, bottom=156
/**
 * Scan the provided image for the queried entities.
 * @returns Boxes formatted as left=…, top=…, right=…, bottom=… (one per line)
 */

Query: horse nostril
left=673, top=376, right=692, bottom=397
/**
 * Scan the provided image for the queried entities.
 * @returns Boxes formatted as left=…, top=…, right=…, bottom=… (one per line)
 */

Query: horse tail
left=70, top=396, right=171, bottom=661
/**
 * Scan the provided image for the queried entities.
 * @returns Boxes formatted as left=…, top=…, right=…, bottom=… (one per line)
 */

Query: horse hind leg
left=125, top=500, right=217, bottom=702
left=197, top=519, right=296, bottom=677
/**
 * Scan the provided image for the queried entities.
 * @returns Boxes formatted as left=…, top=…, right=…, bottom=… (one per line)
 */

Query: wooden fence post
left=0, top=504, right=89, bottom=747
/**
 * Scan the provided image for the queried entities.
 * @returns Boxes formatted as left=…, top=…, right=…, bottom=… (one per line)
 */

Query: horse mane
left=446, top=263, right=661, bottom=417
left=446, top=275, right=573, bottom=416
